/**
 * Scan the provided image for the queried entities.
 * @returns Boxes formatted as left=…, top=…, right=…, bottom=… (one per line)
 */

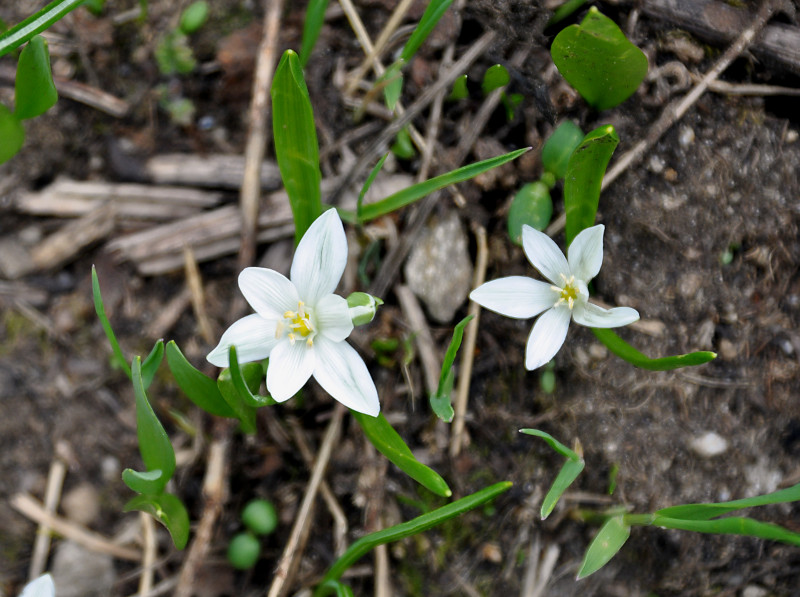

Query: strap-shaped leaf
left=430, top=315, right=474, bottom=422
left=226, top=345, right=275, bottom=408
left=141, top=339, right=164, bottom=390
left=592, top=328, right=716, bottom=371
left=399, top=0, right=453, bottom=63
left=0, top=104, right=24, bottom=164
left=651, top=515, right=800, bottom=547
left=14, top=35, right=58, bottom=120
left=0, top=0, right=83, bottom=57
left=124, top=492, right=190, bottom=550
left=165, top=341, right=237, bottom=418
left=577, top=515, right=630, bottom=579
left=519, top=428, right=581, bottom=461
left=541, top=120, right=583, bottom=180
left=351, top=411, right=451, bottom=497
left=655, top=482, right=800, bottom=521
left=299, top=0, right=329, bottom=67
left=91, top=265, right=132, bottom=378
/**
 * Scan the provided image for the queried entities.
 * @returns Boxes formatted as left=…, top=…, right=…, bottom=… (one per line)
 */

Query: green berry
left=227, top=532, right=261, bottom=570
left=241, top=499, right=278, bottom=536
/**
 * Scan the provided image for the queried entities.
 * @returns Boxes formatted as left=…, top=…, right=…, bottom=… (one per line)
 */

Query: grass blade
left=577, top=515, right=630, bottom=579
left=299, top=0, right=329, bottom=67
left=0, top=0, right=84, bottom=57
left=655, top=483, right=800, bottom=521
left=430, top=315, right=474, bottom=422
left=652, top=516, right=800, bottom=547
left=91, top=265, right=132, bottom=378
left=592, top=328, right=716, bottom=371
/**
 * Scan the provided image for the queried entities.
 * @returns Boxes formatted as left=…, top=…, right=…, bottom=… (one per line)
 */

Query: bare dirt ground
left=2, top=1, right=800, bottom=595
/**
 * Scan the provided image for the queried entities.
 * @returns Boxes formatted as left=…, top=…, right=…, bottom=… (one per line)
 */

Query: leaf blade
left=165, top=340, right=237, bottom=418
left=577, top=515, right=630, bottom=579
left=592, top=328, right=716, bottom=371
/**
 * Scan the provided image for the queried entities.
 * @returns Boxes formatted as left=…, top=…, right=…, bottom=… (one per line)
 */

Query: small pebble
left=718, top=338, right=738, bottom=360
left=678, top=126, right=695, bottom=148
left=742, top=585, right=769, bottom=597
left=690, top=432, right=729, bottom=457
left=62, top=483, right=101, bottom=526
left=52, top=541, right=116, bottom=597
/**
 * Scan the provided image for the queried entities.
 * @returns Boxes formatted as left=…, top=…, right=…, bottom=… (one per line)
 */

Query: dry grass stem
left=139, top=512, right=156, bottom=597
left=395, top=284, right=440, bottom=395
left=183, top=245, right=215, bottom=344
left=28, top=451, right=67, bottom=580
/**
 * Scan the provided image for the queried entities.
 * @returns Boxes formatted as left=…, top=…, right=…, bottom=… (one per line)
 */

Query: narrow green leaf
left=351, top=411, right=451, bottom=497
left=227, top=345, right=275, bottom=407
left=299, top=0, right=329, bottom=67
left=124, top=493, right=190, bottom=549
left=141, top=339, right=164, bottom=390
left=507, top=181, right=553, bottom=244
left=399, top=0, right=453, bottom=63
left=91, top=265, right=132, bottom=379
left=577, top=515, right=630, bottom=579
left=165, top=340, right=237, bottom=418
left=655, top=483, right=800, bottom=521
left=132, top=356, right=175, bottom=493
left=272, top=49, right=322, bottom=243
left=390, top=127, right=415, bottom=159
left=563, top=125, right=618, bottom=245
left=357, top=153, right=389, bottom=222
left=430, top=315, right=474, bottom=423
left=315, top=580, right=355, bottom=597
left=0, top=104, right=25, bottom=164
left=651, top=516, right=800, bottom=547
left=447, top=74, right=468, bottom=101
left=358, top=148, right=529, bottom=223
left=481, top=64, right=509, bottom=95
left=14, top=36, right=58, bottom=120
left=592, top=328, right=717, bottom=371
left=380, top=60, right=404, bottom=111
left=546, top=0, right=590, bottom=28
left=519, top=428, right=581, bottom=461
left=121, top=468, right=165, bottom=495
left=317, top=481, right=511, bottom=589
left=541, top=458, right=585, bottom=519
left=551, top=7, right=648, bottom=110
left=541, top=121, right=584, bottom=180
left=0, top=0, right=84, bottom=57
left=216, top=369, right=257, bottom=434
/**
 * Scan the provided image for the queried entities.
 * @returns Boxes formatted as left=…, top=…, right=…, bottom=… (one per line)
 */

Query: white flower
left=20, top=574, right=55, bottom=597
left=207, top=210, right=380, bottom=416
left=470, top=224, right=639, bottom=370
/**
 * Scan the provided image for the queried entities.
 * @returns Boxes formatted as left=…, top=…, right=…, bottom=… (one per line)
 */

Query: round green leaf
left=541, top=121, right=584, bottom=180
left=507, top=181, right=553, bottom=244
left=14, top=36, right=58, bottom=120
left=241, top=499, right=278, bottom=536
left=179, top=1, right=209, bottom=34
left=227, top=532, right=261, bottom=569
left=0, top=104, right=24, bottom=163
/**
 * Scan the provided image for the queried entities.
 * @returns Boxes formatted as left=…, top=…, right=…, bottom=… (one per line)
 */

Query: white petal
left=239, top=268, right=299, bottom=318
left=521, top=225, right=570, bottom=285
left=20, top=574, right=55, bottom=597
left=291, top=209, right=348, bottom=305
left=206, top=314, right=279, bottom=367
left=315, top=293, right=354, bottom=342
left=567, top=224, right=604, bottom=282
left=470, top=276, right=558, bottom=319
left=266, top=340, right=315, bottom=402
left=313, top=337, right=380, bottom=416
left=572, top=302, right=639, bottom=328
left=525, top=306, right=571, bottom=370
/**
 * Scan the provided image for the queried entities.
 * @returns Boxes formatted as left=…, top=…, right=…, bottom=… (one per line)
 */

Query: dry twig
left=28, top=448, right=67, bottom=580
left=139, top=512, right=156, bottom=597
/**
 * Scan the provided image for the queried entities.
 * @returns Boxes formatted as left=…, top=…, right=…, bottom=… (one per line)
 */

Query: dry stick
left=11, top=494, right=141, bottom=562
left=546, top=0, right=777, bottom=237
left=175, top=429, right=230, bottom=597
left=183, top=245, right=215, bottom=344
left=28, top=451, right=67, bottom=580
left=238, top=0, right=285, bottom=274
left=395, top=285, right=440, bottom=395
left=449, top=225, right=487, bottom=458
left=267, top=405, right=345, bottom=597
left=139, top=512, right=156, bottom=597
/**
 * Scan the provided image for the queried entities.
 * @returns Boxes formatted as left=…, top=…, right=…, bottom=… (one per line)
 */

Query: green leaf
left=82, top=0, right=106, bottom=17
left=226, top=345, right=275, bottom=408
left=390, top=127, right=415, bottom=159
left=179, top=1, right=209, bottom=35
left=165, top=340, right=237, bottom=418
left=592, top=328, right=717, bottom=371
left=121, top=468, right=166, bottom=495
left=541, top=121, right=584, bottom=180
left=14, top=36, right=58, bottom=120
left=91, top=266, right=132, bottom=379
left=357, top=148, right=529, bottom=223
left=315, top=580, right=355, bottom=597
left=563, top=124, right=618, bottom=245
left=546, top=0, right=590, bottom=28
left=541, top=458, right=585, bottom=520
left=519, top=428, right=581, bottom=461
left=447, top=74, right=468, bottom=101
left=317, top=481, right=511, bottom=589
left=141, top=339, right=164, bottom=390
left=399, top=0, right=453, bottom=63
left=380, top=60, right=404, bottom=112
left=551, top=7, right=648, bottom=111
left=217, top=367, right=258, bottom=434
left=155, top=31, right=196, bottom=75
left=299, top=0, right=329, bottom=67
left=0, top=0, right=84, bottom=57
left=131, top=356, right=175, bottom=494
left=430, top=315, right=474, bottom=423
left=356, top=153, right=389, bottom=222
left=272, top=49, right=322, bottom=243
left=0, top=104, right=25, bottom=164
left=651, top=516, right=800, bottom=547
left=351, top=411, right=451, bottom=497
left=507, top=181, right=553, bottom=244
left=577, top=515, right=630, bottom=579
left=124, top=493, right=190, bottom=550
left=655, top=483, right=800, bottom=521
left=481, top=64, right=509, bottom=95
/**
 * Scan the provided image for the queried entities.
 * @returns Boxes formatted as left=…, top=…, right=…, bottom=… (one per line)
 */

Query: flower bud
left=347, top=292, right=383, bottom=326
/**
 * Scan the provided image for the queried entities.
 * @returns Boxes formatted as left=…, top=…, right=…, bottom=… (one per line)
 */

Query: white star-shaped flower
left=470, top=224, right=639, bottom=370
left=207, top=209, right=380, bottom=416
left=19, top=574, right=55, bottom=597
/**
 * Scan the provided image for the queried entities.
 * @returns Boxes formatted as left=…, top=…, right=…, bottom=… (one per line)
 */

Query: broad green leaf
left=651, top=516, right=800, bottom=547
left=592, top=328, right=716, bottom=371
left=141, top=339, right=164, bottom=390
left=124, top=492, right=190, bottom=550
left=551, top=7, right=647, bottom=111
left=482, top=64, right=509, bottom=95
left=131, top=356, right=175, bottom=493
left=430, top=315, right=474, bottom=423
left=399, top=0, right=453, bottom=63
left=519, top=428, right=581, bottom=461
left=165, top=340, right=237, bottom=418
left=91, top=266, right=132, bottom=379
left=356, top=153, right=389, bottom=222
left=351, top=411, right=451, bottom=497
left=541, top=121, right=584, bottom=180
left=447, top=74, right=468, bottom=101
left=14, top=36, right=58, bottom=120
left=317, top=481, right=511, bottom=589
left=179, top=1, right=208, bottom=35
left=272, top=49, right=322, bottom=243
left=507, top=181, right=553, bottom=244
left=655, top=483, right=800, bottom=521
left=356, top=148, right=529, bottom=223
left=216, top=368, right=257, bottom=434
left=0, top=104, right=25, bottom=164
left=577, top=515, right=630, bottom=579
left=563, top=125, right=618, bottom=245
left=299, top=0, right=329, bottom=67
left=121, top=468, right=165, bottom=495
left=0, top=0, right=84, bottom=57
left=541, top=458, right=585, bottom=520
left=226, top=345, right=275, bottom=408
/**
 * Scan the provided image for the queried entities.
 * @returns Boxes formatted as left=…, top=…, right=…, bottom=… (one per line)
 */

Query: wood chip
left=145, top=154, right=282, bottom=190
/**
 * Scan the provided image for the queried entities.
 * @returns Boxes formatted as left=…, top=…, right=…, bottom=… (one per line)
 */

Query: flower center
left=552, top=274, right=579, bottom=310
left=278, top=301, right=316, bottom=346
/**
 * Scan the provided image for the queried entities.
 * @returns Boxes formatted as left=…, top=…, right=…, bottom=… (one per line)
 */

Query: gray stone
left=51, top=541, right=116, bottom=597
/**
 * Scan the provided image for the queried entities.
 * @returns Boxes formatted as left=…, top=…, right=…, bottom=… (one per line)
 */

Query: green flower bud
left=347, top=292, right=383, bottom=326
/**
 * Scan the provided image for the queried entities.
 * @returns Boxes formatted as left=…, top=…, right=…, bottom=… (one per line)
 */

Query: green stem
left=0, top=0, right=84, bottom=57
